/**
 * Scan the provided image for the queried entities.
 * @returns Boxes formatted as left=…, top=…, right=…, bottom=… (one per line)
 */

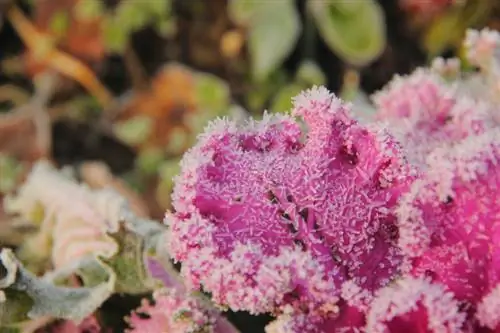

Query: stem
left=340, top=67, right=360, bottom=101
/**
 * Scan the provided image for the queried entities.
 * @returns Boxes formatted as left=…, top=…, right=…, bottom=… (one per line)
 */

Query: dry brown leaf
left=0, top=108, right=50, bottom=162
left=7, top=5, right=113, bottom=108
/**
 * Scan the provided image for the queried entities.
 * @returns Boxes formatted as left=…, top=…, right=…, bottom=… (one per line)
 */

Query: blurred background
left=1, top=0, right=499, bottom=221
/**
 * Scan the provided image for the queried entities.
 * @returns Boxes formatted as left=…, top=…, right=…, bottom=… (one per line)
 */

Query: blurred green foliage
left=229, top=0, right=301, bottom=81
left=271, top=60, right=326, bottom=113
left=423, top=0, right=493, bottom=56
left=308, top=0, right=386, bottom=66
left=0, top=154, right=23, bottom=194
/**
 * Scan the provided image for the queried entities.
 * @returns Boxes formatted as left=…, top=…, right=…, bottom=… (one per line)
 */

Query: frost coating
left=464, top=28, right=500, bottom=74
left=397, top=129, right=500, bottom=304
left=366, top=277, right=466, bottom=333
left=167, top=86, right=417, bottom=315
left=143, top=257, right=241, bottom=333
left=0, top=248, right=116, bottom=324
left=372, top=69, right=495, bottom=167
left=126, top=289, right=216, bottom=333
left=4, top=161, right=121, bottom=269
left=3, top=160, right=164, bottom=295
left=476, top=283, right=500, bottom=330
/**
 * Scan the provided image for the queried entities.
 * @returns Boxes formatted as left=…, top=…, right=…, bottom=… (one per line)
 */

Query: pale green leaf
left=0, top=249, right=115, bottom=326
left=228, top=0, right=263, bottom=26
left=103, top=17, right=130, bottom=53
left=113, top=115, right=153, bottom=146
left=195, top=73, right=230, bottom=113
left=248, top=1, right=301, bottom=80
left=74, top=0, right=104, bottom=20
left=48, top=11, right=69, bottom=37
left=136, top=147, right=165, bottom=175
left=308, top=0, right=386, bottom=66
left=296, top=60, right=326, bottom=85
left=270, top=83, right=304, bottom=113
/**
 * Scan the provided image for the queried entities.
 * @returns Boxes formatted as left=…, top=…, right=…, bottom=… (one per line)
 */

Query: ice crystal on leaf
left=462, top=29, right=500, bottom=114
left=366, top=277, right=466, bottom=333
left=465, top=29, right=500, bottom=75
left=126, top=289, right=216, bottom=333
left=476, top=283, right=500, bottom=331
left=372, top=69, right=495, bottom=167
left=4, top=161, right=121, bottom=269
left=397, top=128, right=500, bottom=306
left=166, top=86, right=417, bottom=317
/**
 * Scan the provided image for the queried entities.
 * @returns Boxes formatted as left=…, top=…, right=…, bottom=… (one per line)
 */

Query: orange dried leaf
left=7, top=5, right=113, bottom=108
left=34, top=0, right=105, bottom=63
left=116, top=64, right=198, bottom=154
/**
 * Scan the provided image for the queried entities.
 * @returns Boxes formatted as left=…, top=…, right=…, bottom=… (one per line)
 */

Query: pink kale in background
left=166, top=86, right=418, bottom=324
left=397, top=128, right=500, bottom=331
left=372, top=69, right=495, bottom=168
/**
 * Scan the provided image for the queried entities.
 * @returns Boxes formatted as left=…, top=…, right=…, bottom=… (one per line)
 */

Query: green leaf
left=295, top=60, right=326, bottom=86
left=246, top=0, right=301, bottom=81
left=155, top=159, right=182, bottom=208
left=227, top=0, right=262, bottom=26
left=195, top=73, right=230, bottom=113
left=423, top=13, right=462, bottom=56
left=102, top=223, right=161, bottom=294
left=74, top=0, right=104, bottom=20
left=115, top=1, right=150, bottom=31
left=0, top=154, right=23, bottom=194
left=113, top=115, right=153, bottom=146
left=423, top=0, right=493, bottom=56
left=136, top=147, right=165, bottom=175
left=308, top=0, right=386, bottom=66
left=48, top=11, right=69, bottom=38
left=103, top=16, right=130, bottom=53
left=1, top=162, right=166, bottom=329
left=245, top=67, right=288, bottom=113
left=331, top=1, right=364, bottom=16
left=270, top=83, right=304, bottom=113
left=0, top=249, right=115, bottom=326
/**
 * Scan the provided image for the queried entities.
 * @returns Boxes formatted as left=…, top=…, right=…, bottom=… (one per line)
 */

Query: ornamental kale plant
left=166, top=86, right=418, bottom=325
left=165, top=28, right=500, bottom=332
left=1, top=28, right=500, bottom=333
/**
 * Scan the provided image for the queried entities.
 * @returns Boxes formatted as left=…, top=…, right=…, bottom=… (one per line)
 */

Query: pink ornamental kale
left=397, top=128, right=500, bottom=330
left=166, top=87, right=417, bottom=318
left=476, top=284, right=500, bottom=331
left=465, top=28, right=500, bottom=75
left=266, top=281, right=370, bottom=333
left=464, top=28, right=500, bottom=110
left=366, top=277, right=466, bottom=333
left=372, top=69, right=494, bottom=167
left=126, top=289, right=217, bottom=333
